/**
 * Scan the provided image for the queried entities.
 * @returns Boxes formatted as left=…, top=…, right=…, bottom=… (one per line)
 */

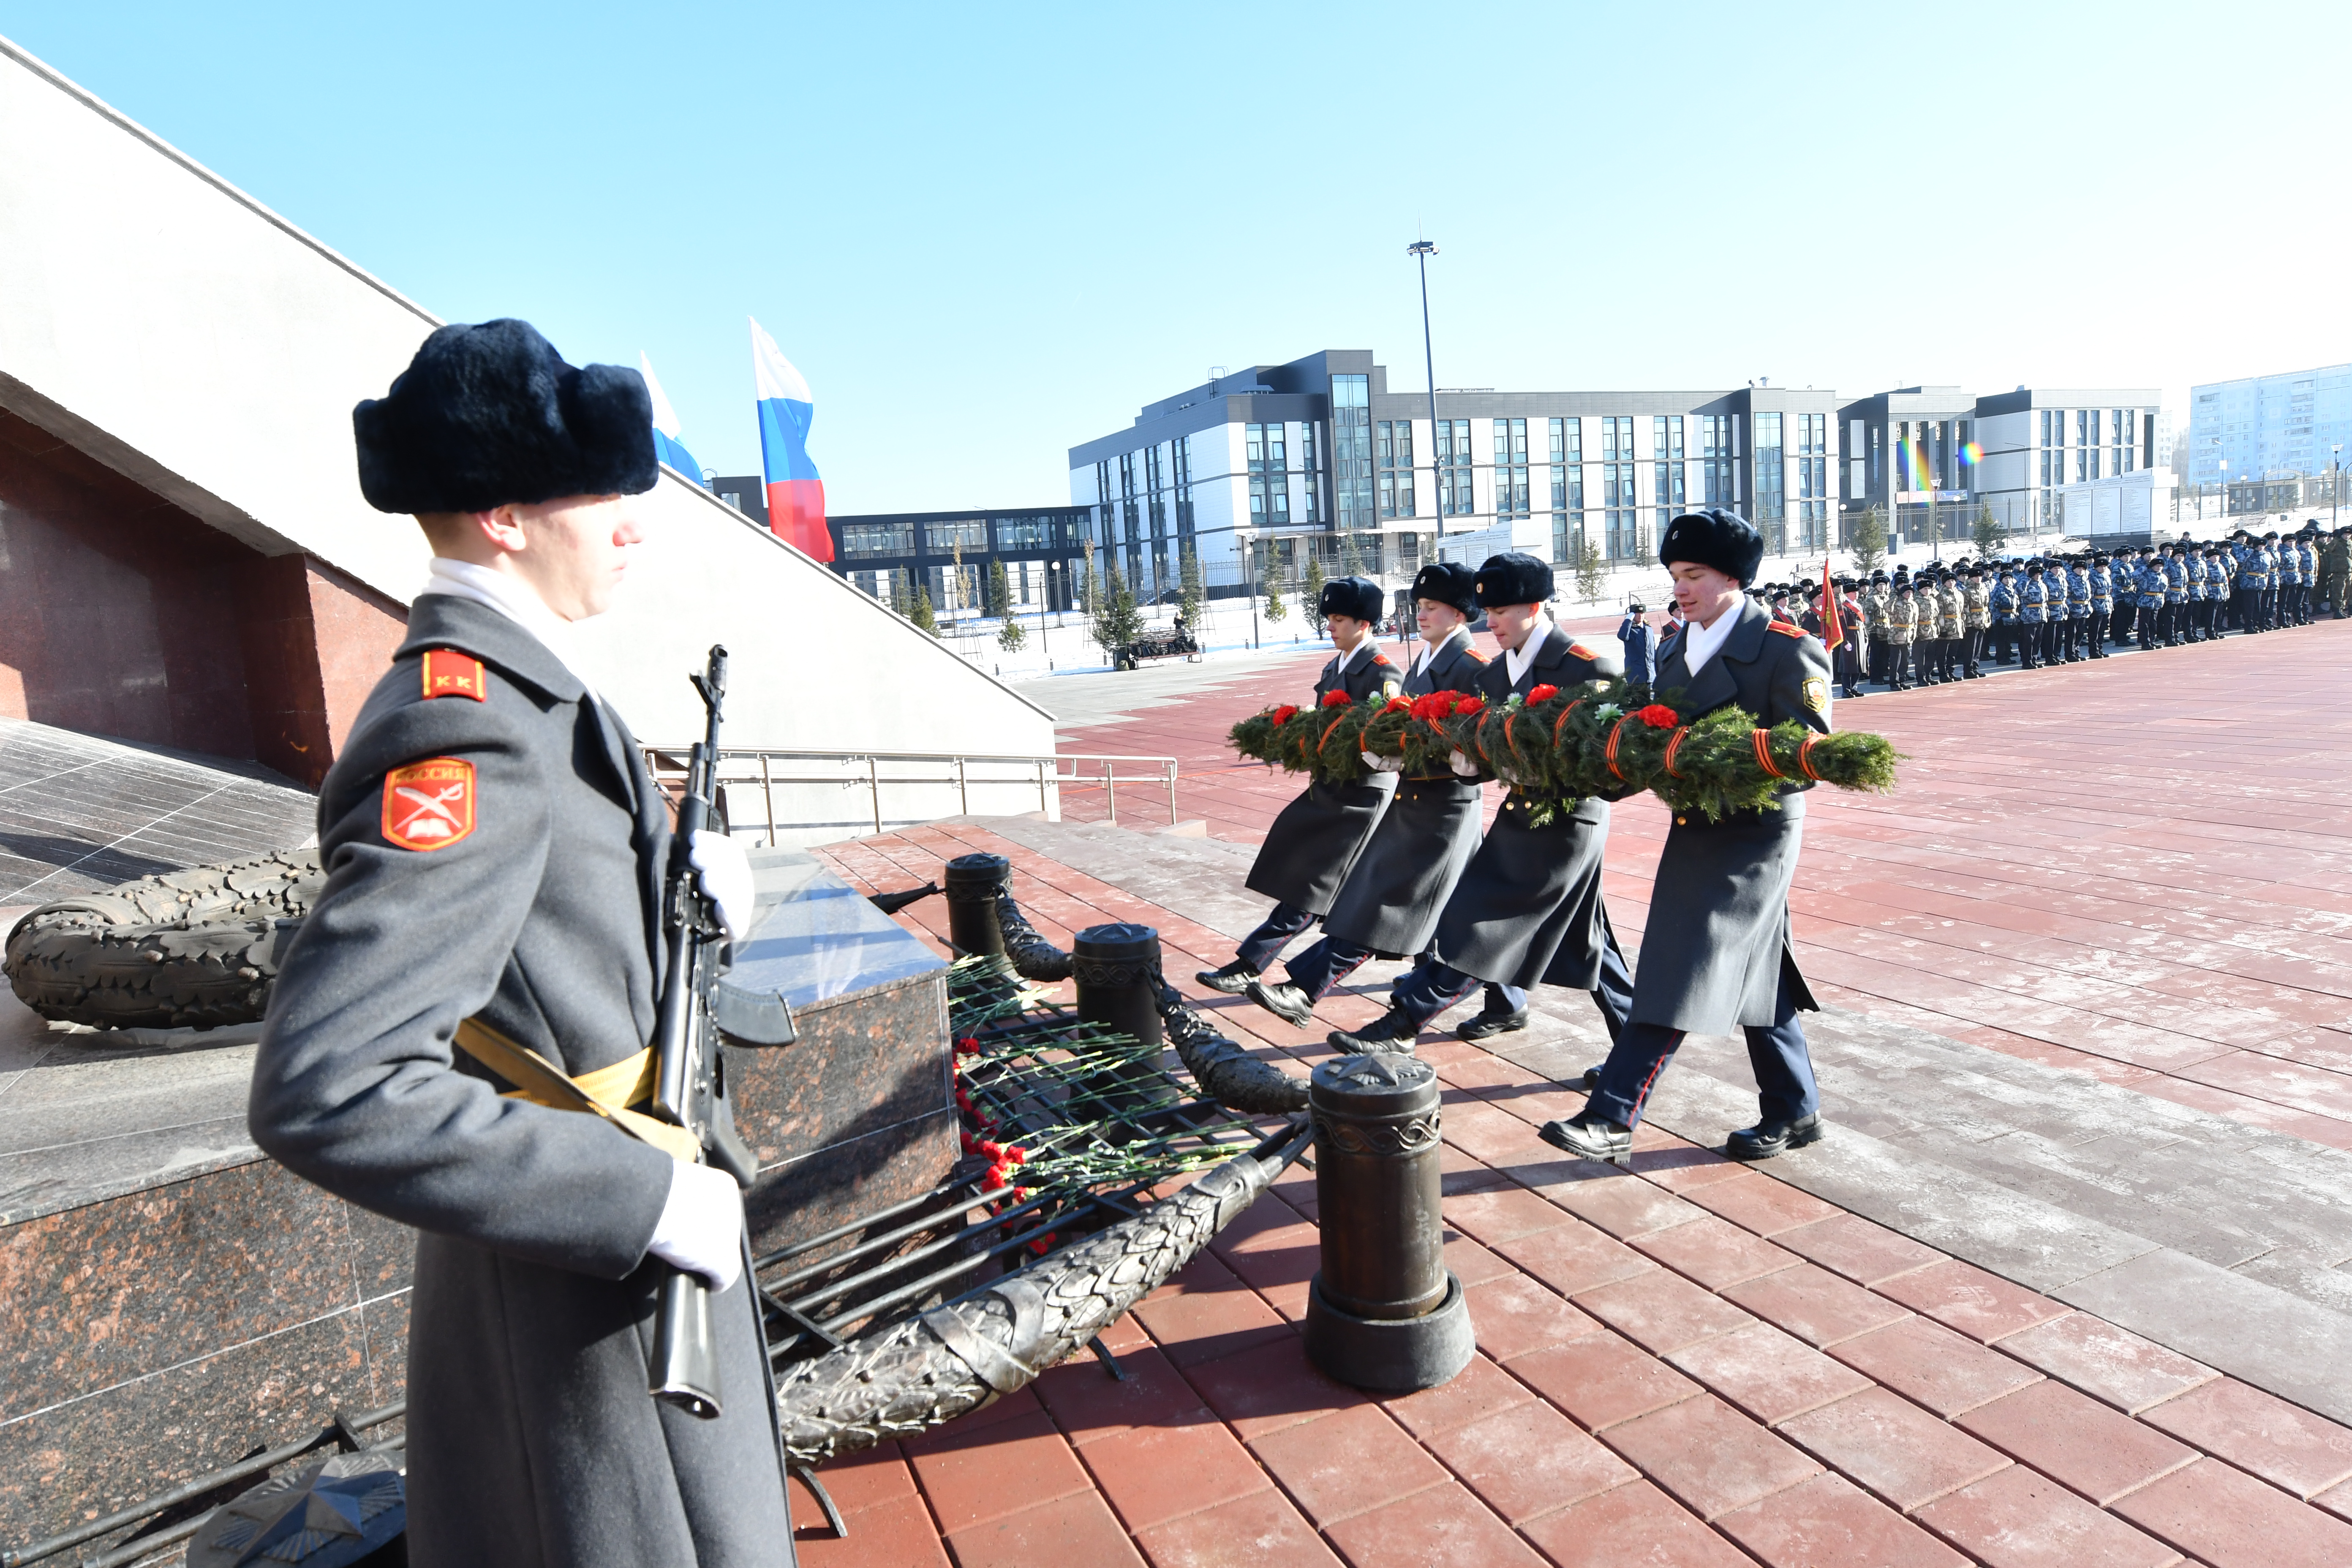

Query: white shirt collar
left=1334, top=637, right=1373, bottom=674
left=1680, top=602, right=1742, bottom=678
left=1414, top=626, right=1465, bottom=674
left=1504, top=622, right=1551, bottom=686
left=419, top=556, right=603, bottom=703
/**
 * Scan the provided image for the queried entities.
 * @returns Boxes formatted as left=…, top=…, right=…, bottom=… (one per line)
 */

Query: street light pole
left=1408, top=238, right=1440, bottom=548
left=2334, top=445, right=2342, bottom=529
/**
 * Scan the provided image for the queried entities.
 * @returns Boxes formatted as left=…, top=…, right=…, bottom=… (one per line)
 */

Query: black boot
left=1196, top=960, right=1258, bottom=995
left=1726, top=1113, right=1826, bottom=1161
left=1328, top=1004, right=1421, bottom=1054
left=1457, top=996, right=1530, bottom=1042
left=1538, top=1112, right=1632, bottom=1166
left=1244, top=977, right=1316, bottom=1028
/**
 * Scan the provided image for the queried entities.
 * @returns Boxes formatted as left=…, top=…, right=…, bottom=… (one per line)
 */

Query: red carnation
left=1636, top=703, right=1680, bottom=730
left=1527, top=684, right=1560, bottom=704
left=1454, top=696, right=1485, bottom=716
left=953, top=1035, right=979, bottom=1055
left=1383, top=695, right=1411, bottom=713
left=1003, top=1145, right=1029, bottom=1165
left=1270, top=704, right=1298, bottom=724
left=1322, top=689, right=1350, bottom=709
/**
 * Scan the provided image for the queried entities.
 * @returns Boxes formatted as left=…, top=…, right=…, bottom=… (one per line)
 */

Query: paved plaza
left=802, top=616, right=2352, bottom=1568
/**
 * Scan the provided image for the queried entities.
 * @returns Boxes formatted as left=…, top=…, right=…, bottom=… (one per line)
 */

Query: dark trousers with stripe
left=1587, top=966, right=1817, bottom=1132
left=1391, top=925, right=1635, bottom=1041
left=1236, top=902, right=1317, bottom=973
left=1280, top=934, right=1379, bottom=1002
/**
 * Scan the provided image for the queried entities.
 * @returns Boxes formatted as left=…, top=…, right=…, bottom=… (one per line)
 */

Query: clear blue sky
left=8, top=3, right=2347, bottom=512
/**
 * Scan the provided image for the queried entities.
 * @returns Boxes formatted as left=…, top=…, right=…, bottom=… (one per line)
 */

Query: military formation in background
left=1692, top=522, right=2352, bottom=695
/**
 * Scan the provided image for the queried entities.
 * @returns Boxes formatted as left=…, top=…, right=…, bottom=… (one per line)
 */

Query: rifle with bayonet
left=646, top=644, right=798, bottom=1418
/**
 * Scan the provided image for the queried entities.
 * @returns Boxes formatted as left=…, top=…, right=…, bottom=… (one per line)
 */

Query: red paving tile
left=1825, top=1313, right=2046, bottom=1417
left=944, top=1488, right=1147, bottom=1568
left=1130, top=1486, right=1342, bottom=1568
left=794, top=1491, right=951, bottom=1567
left=1518, top=1479, right=1755, bottom=1568
left=1543, top=1169, right=1707, bottom=1240
left=1492, top=1217, right=1657, bottom=1296
left=1772, top=1212, right=1946, bottom=1287
left=1180, top=1332, right=1369, bottom=1440
left=1424, top=1399, right=1638, bottom=1523
left=1080, top=1418, right=1271, bottom=1533
left=1598, top=1393, right=1823, bottom=1520
left=1996, top=1311, right=2220, bottom=1415
left=1777, top=1387, right=2013, bottom=1511
left=1628, top=1213, right=1801, bottom=1290
left=2137, top=1377, right=2352, bottom=1500
left=1914, top=1465, right=2183, bottom=1568
left=1509, top=1331, right=1704, bottom=1432
left=1130, top=1252, right=1293, bottom=1369
left=1571, top=1265, right=1755, bottom=1356
left=1720, top=1260, right=1915, bottom=1348
left=2110, top=1456, right=2352, bottom=1568
left=1954, top=1378, right=2200, bottom=1506
left=1033, top=1346, right=1211, bottom=1445
left=1462, top=1272, right=1603, bottom=1361
left=1664, top=1320, right=1874, bottom=1426
left=1377, top=1351, right=1530, bottom=1440
left=1871, top=1257, right=2075, bottom=1343
left=1715, top=1472, right=1972, bottom=1568
left=1441, top=1184, right=1574, bottom=1246
left=1244, top=1403, right=1448, bottom=1526
left=1320, top=1480, right=1550, bottom=1568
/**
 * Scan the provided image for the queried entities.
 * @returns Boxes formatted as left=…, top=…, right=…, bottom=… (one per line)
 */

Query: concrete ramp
left=0, top=35, right=1055, bottom=802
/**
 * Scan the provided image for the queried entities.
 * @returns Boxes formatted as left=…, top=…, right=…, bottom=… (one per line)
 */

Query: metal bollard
left=942, top=854, right=1008, bottom=957
left=1302, top=1053, right=1474, bottom=1390
left=1070, top=923, right=1163, bottom=1049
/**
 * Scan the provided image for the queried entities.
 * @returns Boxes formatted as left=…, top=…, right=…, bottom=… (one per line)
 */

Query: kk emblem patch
left=382, top=758, right=476, bottom=850
left=420, top=649, right=486, bottom=701
left=1802, top=676, right=1830, bottom=713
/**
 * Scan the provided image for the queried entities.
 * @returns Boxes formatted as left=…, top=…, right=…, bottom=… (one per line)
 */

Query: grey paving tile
left=2053, top=1250, right=2352, bottom=1427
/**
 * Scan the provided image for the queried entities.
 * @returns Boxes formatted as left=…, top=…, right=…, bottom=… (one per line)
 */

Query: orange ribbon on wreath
left=1663, top=726, right=1691, bottom=779
left=1751, top=728, right=1787, bottom=780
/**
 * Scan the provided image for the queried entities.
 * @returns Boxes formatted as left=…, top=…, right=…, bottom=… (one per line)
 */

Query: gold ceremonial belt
left=453, top=1016, right=700, bottom=1162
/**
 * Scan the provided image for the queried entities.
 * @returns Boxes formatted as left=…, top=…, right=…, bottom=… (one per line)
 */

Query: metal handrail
left=643, top=746, right=1179, bottom=838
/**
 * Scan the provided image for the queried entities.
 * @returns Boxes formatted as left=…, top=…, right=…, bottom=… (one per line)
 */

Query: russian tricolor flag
left=639, top=353, right=707, bottom=487
left=750, top=317, right=830, bottom=561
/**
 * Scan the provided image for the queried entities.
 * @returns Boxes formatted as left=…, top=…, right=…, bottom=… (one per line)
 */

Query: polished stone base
left=1302, top=1269, right=1474, bottom=1392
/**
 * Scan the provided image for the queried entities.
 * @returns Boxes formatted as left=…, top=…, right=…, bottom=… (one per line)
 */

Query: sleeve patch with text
left=382, top=758, right=477, bottom=850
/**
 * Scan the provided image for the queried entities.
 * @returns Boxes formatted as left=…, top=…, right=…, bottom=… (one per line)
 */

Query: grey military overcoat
left=1243, top=643, right=1402, bottom=915
left=249, top=596, right=792, bottom=1568
left=1429, top=623, right=1625, bottom=990
left=1635, top=597, right=1828, bottom=1034
left=1319, top=629, right=1489, bottom=957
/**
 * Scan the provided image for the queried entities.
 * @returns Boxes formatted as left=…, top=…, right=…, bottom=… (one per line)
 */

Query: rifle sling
left=453, top=1016, right=701, bottom=1163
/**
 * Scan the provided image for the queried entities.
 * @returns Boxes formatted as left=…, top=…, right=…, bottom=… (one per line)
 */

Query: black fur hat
left=1658, top=507, right=1765, bottom=585
left=354, top=319, right=657, bottom=514
left=1473, top=551, right=1553, bottom=607
left=1410, top=561, right=1480, bottom=615
left=1318, top=574, right=1386, bottom=623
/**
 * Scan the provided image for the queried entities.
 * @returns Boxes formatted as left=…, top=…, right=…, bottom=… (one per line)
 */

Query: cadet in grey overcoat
left=1243, top=564, right=1488, bottom=1026
left=1198, top=576, right=1400, bottom=991
left=1331, top=553, right=1637, bottom=1051
left=1542, top=508, right=1831, bottom=1166
left=248, top=321, right=793, bottom=1567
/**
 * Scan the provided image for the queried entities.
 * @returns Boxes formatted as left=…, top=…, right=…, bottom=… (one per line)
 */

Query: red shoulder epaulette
left=1767, top=623, right=1808, bottom=640
left=1567, top=641, right=1603, bottom=661
left=1464, top=649, right=1490, bottom=663
left=420, top=648, right=487, bottom=701
left=1372, top=653, right=1393, bottom=666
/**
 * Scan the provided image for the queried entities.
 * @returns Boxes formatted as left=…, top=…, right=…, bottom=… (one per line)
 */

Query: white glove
left=1448, top=749, right=1480, bottom=777
left=647, top=1157, right=745, bottom=1290
left=689, top=829, right=755, bottom=942
left=1360, top=750, right=1401, bottom=773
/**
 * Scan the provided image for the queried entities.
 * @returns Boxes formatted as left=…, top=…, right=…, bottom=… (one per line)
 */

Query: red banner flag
left=1820, top=560, right=1845, bottom=652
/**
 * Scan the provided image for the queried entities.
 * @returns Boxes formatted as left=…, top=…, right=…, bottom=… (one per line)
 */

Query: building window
left=1701, top=415, right=1734, bottom=506
left=1332, top=374, right=1373, bottom=530
left=2112, top=409, right=2130, bottom=476
left=1601, top=415, right=1639, bottom=562
left=2076, top=410, right=2091, bottom=482
left=994, top=514, right=1067, bottom=550
left=1846, top=419, right=1866, bottom=500
left=1246, top=424, right=1290, bottom=527
left=1437, top=419, right=1474, bottom=517
left=923, top=517, right=988, bottom=554
left=1094, top=460, right=1115, bottom=551
left=1119, top=452, right=1143, bottom=584
left=1797, top=414, right=1827, bottom=550
left=1550, top=416, right=1582, bottom=562
left=1752, top=411, right=1785, bottom=550
left=1173, top=435, right=1196, bottom=543
left=841, top=520, right=916, bottom=558
left=1492, top=417, right=1530, bottom=518
left=1301, top=421, right=1323, bottom=524
left=1377, top=419, right=1416, bottom=518
left=1651, top=415, right=1686, bottom=539
left=1145, top=443, right=1169, bottom=596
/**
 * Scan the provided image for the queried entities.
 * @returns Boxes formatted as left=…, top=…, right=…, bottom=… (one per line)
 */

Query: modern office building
left=2184, top=363, right=2352, bottom=487
left=1970, top=389, right=2162, bottom=534
left=822, top=506, right=1094, bottom=615
left=1835, top=387, right=1980, bottom=549
left=1065, top=350, right=1841, bottom=602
